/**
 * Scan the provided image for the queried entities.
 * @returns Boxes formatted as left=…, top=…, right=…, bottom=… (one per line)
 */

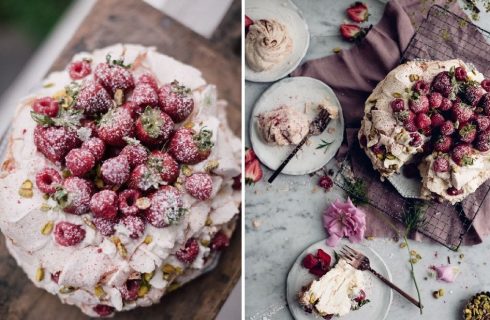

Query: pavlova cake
left=359, top=59, right=490, bottom=204
left=0, top=44, right=241, bottom=317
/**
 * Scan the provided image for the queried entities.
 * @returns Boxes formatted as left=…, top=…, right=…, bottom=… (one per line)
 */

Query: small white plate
left=287, top=239, right=393, bottom=320
left=245, top=0, right=310, bottom=82
left=250, top=77, right=344, bottom=175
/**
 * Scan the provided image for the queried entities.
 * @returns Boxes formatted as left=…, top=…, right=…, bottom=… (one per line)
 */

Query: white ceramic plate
left=250, top=77, right=344, bottom=175
left=287, top=239, right=393, bottom=320
left=245, top=0, right=310, bottom=82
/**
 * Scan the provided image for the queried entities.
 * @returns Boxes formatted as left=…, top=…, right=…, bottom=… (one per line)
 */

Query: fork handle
left=267, top=134, right=309, bottom=183
left=368, top=267, right=423, bottom=309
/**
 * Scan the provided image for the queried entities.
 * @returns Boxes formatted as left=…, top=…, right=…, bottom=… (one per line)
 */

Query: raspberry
left=451, top=101, right=474, bottom=123
left=176, top=238, right=199, bottom=264
left=92, top=217, right=116, bottom=236
left=94, top=63, right=134, bottom=94
left=120, top=144, right=148, bottom=168
left=128, top=164, right=155, bottom=191
left=440, top=121, right=455, bottom=136
left=430, top=113, right=445, bottom=128
left=318, top=175, right=333, bottom=191
left=168, top=128, right=214, bottom=164
left=452, top=144, right=474, bottom=166
left=481, top=79, right=490, bottom=92
left=51, top=271, right=61, bottom=284
left=54, top=221, right=86, bottom=246
left=75, top=80, right=113, bottom=115
left=32, top=97, right=59, bottom=117
left=480, top=93, right=490, bottom=115
left=121, top=215, right=145, bottom=239
left=119, top=279, right=141, bottom=301
left=97, top=107, right=135, bottom=146
left=458, top=124, right=477, bottom=143
left=420, top=126, right=432, bottom=137
left=390, top=99, right=405, bottom=112
left=130, top=83, right=159, bottom=107
left=439, top=97, right=453, bottom=111
left=446, top=187, right=463, bottom=196
left=412, top=80, right=430, bottom=95
left=415, top=113, right=431, bottom=129
left=158, top=81, right=194, bottom=123
left=62, top=177, right=93, bottom=215
left=302, top=253, right=318, bottom=269
left=434, top=135, right=452, bottom=153
left=35, top=168, right=62, bottom=194
left=404, top=120, right=418, bottom=133
left=65, top=148, right=95, bottom=177
left=433, top=156, right=449, bottom=173
left=34, top=126, right=81, bottom=163
left=454, top=66, right=467, bottom=81
left=145, top=186, right=184, bottom=228
left=135, top=107, right=174, bottom=146
left=137, top=73, right=159, bottom=91
left=93, top=304, right=115, bottom=317
left=101, top=155, right=130, bottom=186
left=475, top=132, right=490, bottom=152
left=90, top=190, right=118, bottom=219
left=81, top=137, right=105, bottom=162
left=428, top=92, right=443, bottom=108
left=185, top=173, right=213, bottom=200
left=148, top=150, right=179, bottom=184
left=409, top=95, right=429, bottom=114
left=431, top=71, right=452, bottom=97
left=462, top=84, right=485, bottom=106
left=210, top=231, right=230, bottom=251
left=122, top=101, right=144, bottom=119
left=409, top=132, right=423, bottom=147
left=68, top=60, right=91, bottom=80
left=118, top=189, right=141, bottom=216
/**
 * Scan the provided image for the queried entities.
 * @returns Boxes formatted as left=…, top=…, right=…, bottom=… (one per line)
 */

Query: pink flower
left=323, top=198, right=366, bottom=247
left=431, top=265, right=460, bottom=283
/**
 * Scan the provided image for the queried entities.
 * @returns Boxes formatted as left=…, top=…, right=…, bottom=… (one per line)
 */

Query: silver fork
left=339, top=245, right=423, bottom=309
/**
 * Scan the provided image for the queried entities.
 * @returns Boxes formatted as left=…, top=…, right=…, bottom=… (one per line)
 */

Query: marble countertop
left=245, top=1, right=490, bottom=319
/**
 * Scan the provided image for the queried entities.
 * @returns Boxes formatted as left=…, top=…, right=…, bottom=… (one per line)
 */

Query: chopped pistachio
left=204, top=160, right=219, bottom=172
left=200, top=239, right=210, bottom=247
left=143, top=271, right=155, bottom=283
left=62, top=169, right=71, bottom=179
left=162, top=264, right=176, bottom=274
left=205, top=217, right=213, bottom=226
left=399, top=242, right=407, bottom=248
left=410, top=258, right=418, bottom=264
left=42, top=193, right=50, bottom=200
left=409, top=74, right=420, bottom=82
left=59, top=286, right=76, bottom=294
left=112, top=237, right=127, bottom=258
left=21, top=179, right=33, bottom=189
left=366, top=236, right=375, bottom=241
left=83, top=217, right=96, bottom=229
left=167, top=282, right=180, bottom=292
left=392, top=92, right=403, bottom=98
left=309, top=294, right=317, bottom=304
left=136, top=197, right=151, bottom=210
left=40, top=203, right=51, bottom=212
left=181, top=165, right=193, bottom=177
left=438, top=288, right=445, bottom=297
left=19, top=188, right=33, bottom=198
left=143, top=235, right=153, bottom=244
left=43, top=82, right=55, bottom=88
left=95, top=178, right=104, bottom=189
left=35, top=267, right=44, bottom=281
left=94, top=285, right=106, bottom=299
left=114, top=89, right=124, bottom=106
left=41, top=221, right=54, bottom=235
left=137, top=284, right=150, bottom=297
left=183, top=121, right=195, bottom=129
left=332, top=47, right=342, bottom=54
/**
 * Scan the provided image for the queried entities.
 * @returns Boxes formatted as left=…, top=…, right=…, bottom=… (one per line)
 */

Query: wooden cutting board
left=0, top=0, right=241, bottom=319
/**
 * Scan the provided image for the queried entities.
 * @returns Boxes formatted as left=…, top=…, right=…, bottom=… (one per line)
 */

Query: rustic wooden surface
left=0, top=0, right=242, bottom=319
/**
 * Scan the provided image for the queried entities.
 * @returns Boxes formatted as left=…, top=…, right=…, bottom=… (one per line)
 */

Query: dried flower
left=323, top=198, right=366, bottom=247
left=431, top=265, right=460, bottom=283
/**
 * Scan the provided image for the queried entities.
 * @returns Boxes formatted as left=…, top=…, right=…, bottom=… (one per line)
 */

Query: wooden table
left=0, top=0, right=241, bottom=319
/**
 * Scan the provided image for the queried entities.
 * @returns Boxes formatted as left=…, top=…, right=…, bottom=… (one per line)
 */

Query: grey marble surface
left=245, top=1, right=490, bottom=319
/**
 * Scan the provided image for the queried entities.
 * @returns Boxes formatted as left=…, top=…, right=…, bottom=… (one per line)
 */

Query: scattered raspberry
left=118, top=189, right=141, bottom=216
left=169, top=128, right=214, bottom=164
left=145, top=186, right=184, bottom=228
left=462, top=84, right=485, bottom=106
left=210, top=231, right=230, bottom=251
left=119, top=279, right=141, bottom=301
left=51, top=271, right=61, bottom=284
left=176, top=238, right=199, bottom=264
left=121, top=215, right=145, bottom=239
left=65, top=148, right=95, bottom=177
left=68, top=60, right=91, bottom=80
left=318, top=175, right=333, bottom=191
left=120, top=143, right=148, bottom=168
left=81, top=137, right=106, bottom=162
left=158, top=81, right=194, bottom=123
left=454, top=66, right=467, bottom=81
left=452, top=144, right=474, bottom=166
left=428, top=92, right=443, bottom=108
left=137, top=73, right=159, bottom=91
left=390, top=98, right=404, bottom=112
left=433, top=156, right=449, bottom=173
left=32, top=97, right=59, bottom=117
left=97, top=107, right=135, bottom=146
left=135, top=107, right=174, bottom=146
left=185, top=173, right=213, bottom=200
left=92, top=217, right=116, bottom=236
left=75, top=80, right=113, bottom=115
left=130, top=83, right=159, bottom=108
left=302, top=253, right=319, bottom=269
left=409, top=95, right=429, bottom=114
left=93, top=304, right=115, bottom=317
left=439, top=97, right=453, bottom=111
left=434, top=136, right=452, bottom=153
left=415, top=113, right=431, bottom=129
left=101, top=155, right=130, bottom=186
left=94, top=62, right=134, bottom=94
left=412, top=80, right=430, bottom=95
left=34, top=125, right=81, bottom=163
left=148, top=150, right=179, bottom=184
left=90, top=190, right=118, bottom=220
left=481, top=79, right=490, bottom=92
left=409, top=132, right=423, bottom=147
left=431, top=71, right=452, bottom=97
left=451, top=101, right=474, bottom=123
left=446, top=187, right=463, bottom=196
left=440, top=121, right=455, bottom=136
left=35, top=167, right=62, bottom=194
left=54, top=221, right=86, bottom=246
left=458, top=124, right=477, bottom=143
left=430, top=113, right=445, bottom=128
left=62, top=177, right=93, bottom=215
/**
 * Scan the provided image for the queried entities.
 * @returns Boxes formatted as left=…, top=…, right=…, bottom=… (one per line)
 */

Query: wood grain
left=0, top=0, right=242, bottom=319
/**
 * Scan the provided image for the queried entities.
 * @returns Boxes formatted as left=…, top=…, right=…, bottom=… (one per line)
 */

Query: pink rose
left=323, top=198, right=366, bottom=247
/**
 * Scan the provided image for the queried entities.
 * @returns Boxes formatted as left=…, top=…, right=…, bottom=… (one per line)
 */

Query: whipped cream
left=0, top=44, right=241, bottom=317
left=257, top=106, right=309, bottom=145
left=245, top=19, right=293, bottom=72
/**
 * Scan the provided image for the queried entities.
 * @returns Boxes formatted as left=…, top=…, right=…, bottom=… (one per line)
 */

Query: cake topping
left=145, top=186, right=185, bottom=228
left=68, top=60, right=92, bottom=80
left=158, top=80, right=194, bottom=123
left=176, top=238, right=199, bottom=264
left=54, top=221, right=86, bottom=246
left=185, top=173, right=213, bottom=200
left=169, top=127, right=214, bottom=164
left=36, top=168, right=62, bottom=194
